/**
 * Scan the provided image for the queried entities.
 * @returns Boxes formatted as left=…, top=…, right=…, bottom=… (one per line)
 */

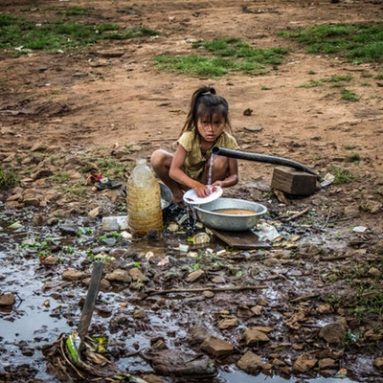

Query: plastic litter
left=353, top=225, right=367, bottom=233
left=320, top=173, right=335, bottom=188
left=256, top=222, right=281, bottom=242
left=101, top=216, right=128, bottom=231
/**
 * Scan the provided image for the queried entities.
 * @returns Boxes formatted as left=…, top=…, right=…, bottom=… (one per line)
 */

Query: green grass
left=279, top=22, right=383, bottom=63
left=0, top=13, right=159, bottom=52
left=299, top=73, right=352, bottom=88
left=0, top=167, right=19, bottom=190
left=155, top=37, right=288, bottom=77
left=96, top=158, right=125, bottom=178
left=332, top=166, right=354, bottom=184
left=341, top=88, right=359, bottom=101
left=346, top=153, right=361, bottom=162
left=51, top=172, right=70, bottom=184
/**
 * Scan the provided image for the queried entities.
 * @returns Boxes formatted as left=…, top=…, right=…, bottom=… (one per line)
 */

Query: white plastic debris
left=256, top=222, right=281, bottom=242
left=352, top=225, right=367, bottom=233
left=320, top=173, right=335, bottom=188
left=179, top=244, right=189, bottom=253
left=101, top=216, right=128, bottom=231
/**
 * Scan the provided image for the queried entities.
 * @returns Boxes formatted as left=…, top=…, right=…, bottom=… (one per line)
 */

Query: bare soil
left=0, top=1, right=383, bottom=383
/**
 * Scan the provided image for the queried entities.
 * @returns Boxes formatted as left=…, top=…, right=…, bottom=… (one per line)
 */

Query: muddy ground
left=0, top=0, right=383, bottom=382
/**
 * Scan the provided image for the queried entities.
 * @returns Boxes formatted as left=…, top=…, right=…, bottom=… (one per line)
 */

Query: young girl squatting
left=151, top=86, right=239, bottom=203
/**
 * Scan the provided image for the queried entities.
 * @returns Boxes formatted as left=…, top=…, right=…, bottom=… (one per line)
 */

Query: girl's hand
left=212, top=180, right=223, bottom=188
left=194, top=183, right=211, bottom=198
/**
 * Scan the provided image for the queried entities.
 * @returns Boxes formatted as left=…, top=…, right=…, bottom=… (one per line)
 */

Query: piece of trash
left=179, top=244, right=189, bottom=253
left=120, top=231, right=132, bottom=240
left=157, top=256, right=170, bottom=267
left=256, top=222, right=281, bottom=242
left=145, top=251, right=155, bottom=261
left=95, top=177, right=122, bottom=190
left=101, top=216, right=128, bottom=231
left=8, top=221, right=23, bottom=230
left=216, top=249, right=226, bottom=256
left=191, top=232, right=210, bottom=245
left=320, top=173, right=335, bottom=188
left=353, top=225, right=367, bottom=233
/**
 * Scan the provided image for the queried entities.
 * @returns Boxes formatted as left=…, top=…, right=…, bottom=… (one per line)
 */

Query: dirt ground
left=1, top=1, right=383, bottom=383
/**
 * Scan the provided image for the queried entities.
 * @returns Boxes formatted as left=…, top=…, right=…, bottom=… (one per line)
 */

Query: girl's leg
left=201, top=155, right=229, bottom=184
left=150, top=149, right=185, bottom=203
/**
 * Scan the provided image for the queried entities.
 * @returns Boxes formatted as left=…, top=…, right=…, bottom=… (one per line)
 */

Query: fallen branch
left=145, top=285, right=266, bottom=296
left=281, top=207, right=311, bottom=222
left=290, top=293, right=320, bottom=303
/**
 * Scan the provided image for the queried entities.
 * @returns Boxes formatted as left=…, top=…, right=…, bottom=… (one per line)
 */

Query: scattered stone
left=88, top=206, right=102, bottom=218
left=243, top=327, right=271, bottom=344
left=40, top=255, right=59, bottom=266
left=373, top=357, right=383, bottom=369
left=344, top=205, right=359, bottom=218
left=368, top=267, right=381, bottom=278
left=237, top=351, right=272, bottom=374
left=251, top=305, right=263, bottom=316
left=200, top=336, right=234, bottom=357
left=293, top=353, right=318, bottom=373
left=30, top=142, right=47, bottom=152
left=319, top=318, right=348, bottom=345
left=62, top=268, right=86, bottom=281
left=105, top=269, right=131, bottom=283
left=317, top=303, right=332, bottom=314
left=218, top=317, right=239, bottom=330
left=83, top=277, right=111, bottom=291
left=186, top=270, right=204, bottom=283
left=59, top=224, right=78, bottom=235
left=319, top=358, right=337, bottom=369
left=0, top=292, right=16, bottom=306
left=129, top=268, right=146, bottom=283
left=32, top=168, right=53, bottom=180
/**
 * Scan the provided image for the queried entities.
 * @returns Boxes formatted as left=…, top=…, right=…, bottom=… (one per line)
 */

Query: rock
left=319, top=358, right=337, bottom=369
left=243, top=327, right=271, bottom=344
left=344, top=205, right=359, bottom=218
left=211, top=275, right=226, bottom=284
left=251, top=305, right=263, bottom=315
left=374, top=357, right=383, bottom=369
left=317, top=303, right=332, bottom=314
left=361, top=200, right=382, bottom=214
left=60, top=224, right=78, bottom=235
left=200, top=336, right=234, bottom=357
left=141, top=374, right=166, bottom=383
left=368, top=267, right=381, bottom=278
left=319, top=318, right=348, bottom=345
left=0, top=292, right=16, bottom=306
left=62, top=268, right=86, bottom=281
left=218, top=317, right=239, bottom=330
left=237, top=351, right=272, bottom=374
left=88, top=206, right=102, bottom=218
left=32, top=168, right=53, bottom=180
left=30, top=142, right=47, bottom=152
left=293, top=353, right=318, bottom=373
left=105, top=269, right=131, bottom=283
left=186, top=270, right=204, bottom=283
left=40, top=255, right=59, bottom=266
left=83, top=277, right=111, bottom=291
left=203, top=290, right=215, bottom=298
left=129, top=268, right=146, bottom=283
left=188, top=325, right=210, bottom=345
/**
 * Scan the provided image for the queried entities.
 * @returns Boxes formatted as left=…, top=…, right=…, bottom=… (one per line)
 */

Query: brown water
left=213, top=208, right=257, bottom=216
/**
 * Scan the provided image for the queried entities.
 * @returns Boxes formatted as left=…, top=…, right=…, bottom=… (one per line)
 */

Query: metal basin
left=194, top=198, right=267, bottom=231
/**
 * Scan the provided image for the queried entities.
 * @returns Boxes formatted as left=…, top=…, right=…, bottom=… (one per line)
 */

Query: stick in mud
left=78, top=261, right=104, bottom=348
left=145, top=285, right=267, bottom=296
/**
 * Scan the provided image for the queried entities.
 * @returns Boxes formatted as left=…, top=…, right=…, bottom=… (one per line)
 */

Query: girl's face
left=196, top=113, right=226, bottom=143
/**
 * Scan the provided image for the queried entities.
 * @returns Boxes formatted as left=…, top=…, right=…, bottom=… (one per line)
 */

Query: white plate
left=183, top=186, right=223, bottom=205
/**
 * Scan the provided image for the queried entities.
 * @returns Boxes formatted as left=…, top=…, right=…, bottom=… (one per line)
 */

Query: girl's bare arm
left=169, top=145, right=210, bottom=197
left=212, top=158, right=239, bottom=188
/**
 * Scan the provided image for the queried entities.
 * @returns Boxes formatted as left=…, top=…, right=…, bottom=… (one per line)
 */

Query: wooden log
left=271, top=166, right=317, bottom=196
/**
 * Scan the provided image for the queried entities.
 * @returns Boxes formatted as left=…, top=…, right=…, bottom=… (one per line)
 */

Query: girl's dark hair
left=180, top=86, right=232, bottom=136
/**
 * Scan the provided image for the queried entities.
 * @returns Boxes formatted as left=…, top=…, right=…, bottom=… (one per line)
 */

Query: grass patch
left=96, top=158, right=125, bottom=179
left=332, top=166, right=354, bottom=184
left=155, top=37, right=288, bottom=77
left=64, top=183, right=87, bottom=197
left=51, top=172, right=70, bottom=184
left=0, top=13, right=159, bottom=52
left=279, top=22, right=383, bottom=63
left=346, top=153, right=361, bottom=162
left=376, top=72, right=383, bottom=80
left=341, top=88, right=359, bottom=101
left=0, top=167, right=19, bottom=190
left=299, top=73, right=352, bottom=88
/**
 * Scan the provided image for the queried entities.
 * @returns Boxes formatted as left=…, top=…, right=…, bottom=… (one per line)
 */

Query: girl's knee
left=150, top=149, right=172, bottom=169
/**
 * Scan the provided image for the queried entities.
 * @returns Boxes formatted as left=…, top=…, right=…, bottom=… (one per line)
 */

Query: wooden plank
left=210, top=229, right=271, bottom=250
left=271, top=166, right=317, bottom=196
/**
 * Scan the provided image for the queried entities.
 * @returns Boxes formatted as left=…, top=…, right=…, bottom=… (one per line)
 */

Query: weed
left=64, top=183, right=87, bottom=197
left=62, top=245, right=75, bottom=254
left=0, top=167, right=19, bottom=190
left=299, top=74, right=352, bottom=88
left=341, top=88, right=359, bottom=101
left=155, top=37, right=288, bottom=77
left=376, top=72, right=383, bottom=80
left=323, top=292, right=341, bottom=307
left=279, top=22, right=383, bottom=63
left=96, top=158, right=125, bottom=178
left=299, top=79, right=324, bottom=88
left=132, top=261, right=141, bottom=268
left=346, top=153, right=361, bottom=162
left=51, top=172, right=70, bottom=184
left=0, top=13, right=159, bottom=52
left=308, top=70, right=316, bottom=75
left=326, top=74, right=352, bottom=84
left=261, top=85, right=272, bottom=90
left=332, top=166, right=354, bottom=184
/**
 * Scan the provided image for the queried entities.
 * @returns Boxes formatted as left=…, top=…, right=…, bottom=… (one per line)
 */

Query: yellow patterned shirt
left=178, top=128, right=239, bottom=180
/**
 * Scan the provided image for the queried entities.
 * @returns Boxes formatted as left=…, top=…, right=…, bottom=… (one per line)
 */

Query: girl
left=151, top=86, right=239, bottom=203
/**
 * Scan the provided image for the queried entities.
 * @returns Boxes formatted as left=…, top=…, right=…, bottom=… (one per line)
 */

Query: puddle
left=0, top=211, right=378, bottom=382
